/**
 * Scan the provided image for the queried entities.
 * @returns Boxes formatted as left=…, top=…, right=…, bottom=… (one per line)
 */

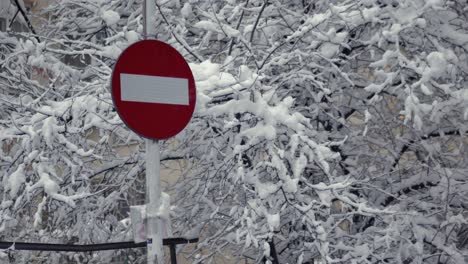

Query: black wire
left=0, top=238, right=198, bottom=252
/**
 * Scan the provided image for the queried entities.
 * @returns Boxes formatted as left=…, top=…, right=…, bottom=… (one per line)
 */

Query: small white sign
left=130, top=204, right=172, bottom=243
left=130, top=205, right=147, bottom=243
left=120, top=73, right=189, bottom=105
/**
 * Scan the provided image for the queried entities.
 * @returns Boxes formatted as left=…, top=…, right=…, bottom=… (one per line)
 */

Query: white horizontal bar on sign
left=120, top=73, right=189, bottom=105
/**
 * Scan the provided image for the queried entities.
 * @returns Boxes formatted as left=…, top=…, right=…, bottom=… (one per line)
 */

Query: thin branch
left=390, top=130, right=462, bottom=169
left=8, top=9, right=20, bottom=28
left=12, top=0, right=40, bottom=42
left=249, top=0, right=268, bottom=43
left=228, top=0, right=249, bottom=55
left=155, top=2, right=203, bottom=62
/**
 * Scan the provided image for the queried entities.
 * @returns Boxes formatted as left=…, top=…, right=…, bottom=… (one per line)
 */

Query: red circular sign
left=111, top=40, right=196, bottom=139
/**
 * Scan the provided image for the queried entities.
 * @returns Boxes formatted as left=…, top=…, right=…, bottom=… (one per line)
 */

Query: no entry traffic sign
left=111, top=40, right=196, bottom=139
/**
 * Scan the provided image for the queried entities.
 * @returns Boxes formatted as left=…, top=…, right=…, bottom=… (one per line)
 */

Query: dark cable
left=0, top=238, right=198, bottom=252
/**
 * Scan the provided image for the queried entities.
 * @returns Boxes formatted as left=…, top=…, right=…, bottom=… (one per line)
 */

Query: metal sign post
left=111, top=1, right=196, bottom=263
left=146, top=139, right=163, bottom=264
left=144, top=1, right=163, bottom=263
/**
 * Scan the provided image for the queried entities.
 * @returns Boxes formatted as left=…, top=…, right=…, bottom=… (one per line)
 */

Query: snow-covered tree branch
left=0, top=0, right=467, bottom=263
